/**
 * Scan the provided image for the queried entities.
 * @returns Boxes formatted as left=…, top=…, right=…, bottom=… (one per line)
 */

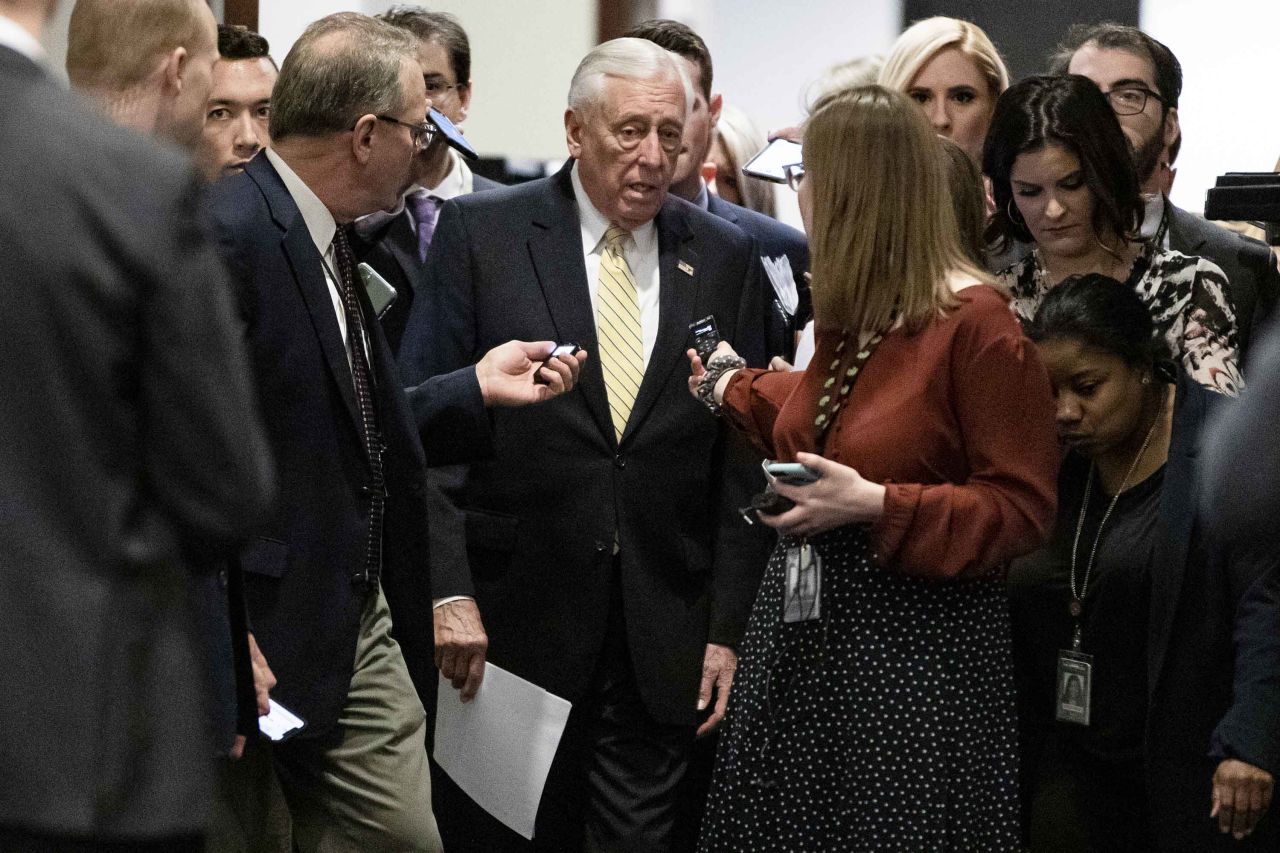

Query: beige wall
left=258, top=0, right=597, bottom=161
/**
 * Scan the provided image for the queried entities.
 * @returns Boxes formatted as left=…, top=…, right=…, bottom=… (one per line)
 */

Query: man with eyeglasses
left=1053, top=22, right=1278, bottom=367
left=359, top=6, right=502, bottom=355
left=202, top=13, right=585, bottom=852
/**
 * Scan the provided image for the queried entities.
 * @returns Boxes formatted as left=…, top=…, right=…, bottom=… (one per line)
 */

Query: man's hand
left=230, top=633, right=277, bottom=760
left=434, top=599, right=488, bottom=702
left=249, top=633, right=276, bottom=716
left=696, top=643, right=737, bottom=737
left=475, top=340, right=588, bottom=408
left=1211, top=758, right=1274, bottom=840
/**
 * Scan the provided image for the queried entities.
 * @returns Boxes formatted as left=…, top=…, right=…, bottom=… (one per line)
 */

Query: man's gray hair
left=567, top=37, right=693, bottom=117
left=270, top=13, right=418, bottom=142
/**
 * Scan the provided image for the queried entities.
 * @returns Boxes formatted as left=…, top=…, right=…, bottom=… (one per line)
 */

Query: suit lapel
left=1166, top=199, right=1208, bottom=255
left=529, top=167, right=615, bottom=444
left=382, top=212, right=422, bottom=294
left=1147, top=376, right=1201, bottom=700
left=248, top=155, right=361, bottom=434
left=621, top=201, right=698, bottom=445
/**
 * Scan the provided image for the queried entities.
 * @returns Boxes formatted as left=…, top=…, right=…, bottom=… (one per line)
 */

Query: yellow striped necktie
left=596, top=225, right=644, bottom=443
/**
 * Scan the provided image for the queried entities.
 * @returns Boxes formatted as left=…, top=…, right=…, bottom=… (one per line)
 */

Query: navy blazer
left=398, top=162, right=774, bottom=726
left=706, top=192, right=809, bottom=356
left=1144, top=374, right=1280, bottom=849
left=205, top=153, right=480, bottom=741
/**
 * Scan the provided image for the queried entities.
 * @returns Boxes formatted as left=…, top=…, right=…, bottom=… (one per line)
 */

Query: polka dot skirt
left=698, top=526, right=1021, bottom=851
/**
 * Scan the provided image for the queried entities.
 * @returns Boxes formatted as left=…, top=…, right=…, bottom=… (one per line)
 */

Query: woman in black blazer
left=1008, top=274, right=1280, bottom=851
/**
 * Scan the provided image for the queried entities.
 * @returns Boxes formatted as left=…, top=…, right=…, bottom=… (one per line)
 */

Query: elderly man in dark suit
left=0, top=0, right=274, bottom=850
left=1055, top=22, right=1280, bottom=366
left=627, top=19, right=809, bottom=360
left=400, top=36, right=772, bottom=853
left=204, top=13, right=583, bottom=852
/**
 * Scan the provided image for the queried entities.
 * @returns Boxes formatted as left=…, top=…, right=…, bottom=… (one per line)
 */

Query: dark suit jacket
left=352, top=172, right=503, bottom=357
left=205, top=153, right=481, bottom=742
left=1167, top=201, right=1280, bottom=370
left=0, top=46, right=274, bottom=837
left=705, top=192, right=809, bottom=357
left=398, top=163, right=774, bottom=726
left=1144, top=374, right=1280, bottom=850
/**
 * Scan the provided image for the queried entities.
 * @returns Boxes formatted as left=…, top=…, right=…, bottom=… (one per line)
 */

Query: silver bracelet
left=697, top=354, right=747, bottom=413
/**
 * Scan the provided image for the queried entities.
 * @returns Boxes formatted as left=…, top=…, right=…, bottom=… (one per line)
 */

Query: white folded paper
left=762, top=254, right=799, bottom=317
left=792, top=320, right=816, bottom=370
left=434, top=664, right=572, bottom=840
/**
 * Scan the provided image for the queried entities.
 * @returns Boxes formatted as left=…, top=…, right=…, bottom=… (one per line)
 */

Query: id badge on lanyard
left=782, top=541, right=822, bottom=623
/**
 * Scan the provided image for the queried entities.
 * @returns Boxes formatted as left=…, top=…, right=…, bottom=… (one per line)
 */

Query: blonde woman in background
left=879, top=15, right=1010, bottom=165
left=705, top=103, right=776, bottom=218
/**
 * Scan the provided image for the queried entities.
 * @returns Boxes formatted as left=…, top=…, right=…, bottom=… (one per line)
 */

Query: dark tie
left=406, top=193, right=443, bottom=263
left=331, top=225, right=385, bottom=592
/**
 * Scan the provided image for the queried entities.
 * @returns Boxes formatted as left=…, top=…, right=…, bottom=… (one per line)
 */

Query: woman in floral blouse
left=984, top=74, right=1242, bottom=395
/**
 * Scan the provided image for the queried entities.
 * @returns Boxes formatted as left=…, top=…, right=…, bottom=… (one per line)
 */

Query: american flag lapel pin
left=678, top=260, right=695, bottom=276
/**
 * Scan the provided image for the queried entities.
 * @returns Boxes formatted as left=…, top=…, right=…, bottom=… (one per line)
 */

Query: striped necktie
left=596, top=225, right=644, bottom=443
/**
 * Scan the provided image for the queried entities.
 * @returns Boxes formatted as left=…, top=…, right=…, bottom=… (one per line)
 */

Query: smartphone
left=688, top=315, right=721, bottom=360
left=765, top=461, right=822, bottom=485
left=741, top=138, right=802, bottom=184
left=358, top=262, right=398, bottom=318
left=534, top=343, right=580, bottom=384
left=258, top=698, right=306, bottom=742
left=428, top=107, right=479, bottom=161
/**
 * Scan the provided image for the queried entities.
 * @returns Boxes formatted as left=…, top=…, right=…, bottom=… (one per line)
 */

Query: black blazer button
left=595, top=541, right=608, bottom=554
left=614, top=454, right=626, bottom=469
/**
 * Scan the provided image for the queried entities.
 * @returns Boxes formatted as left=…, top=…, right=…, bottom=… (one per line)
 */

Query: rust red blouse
left=721, top=285, right=1058, bottom=580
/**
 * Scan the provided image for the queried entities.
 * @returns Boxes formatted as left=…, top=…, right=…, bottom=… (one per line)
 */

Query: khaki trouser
left=210, top=585, right=441, bottom=853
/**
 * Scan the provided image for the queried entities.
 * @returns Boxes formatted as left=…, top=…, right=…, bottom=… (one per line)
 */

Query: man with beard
left=1053, top=23, right=1279, bottom=366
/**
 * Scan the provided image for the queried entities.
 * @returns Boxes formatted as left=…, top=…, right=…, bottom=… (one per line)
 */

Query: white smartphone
left=358, top=262, right=398, bottom=318
left=258, top=698, right=306, bottom=742
left=741, top=138, right=802, bottom=184
left=765, top=461, right=822, bottom=485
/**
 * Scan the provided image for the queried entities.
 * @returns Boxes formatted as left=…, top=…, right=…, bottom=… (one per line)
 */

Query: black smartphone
left=534, top=343, right=580, bottom=384
left=428, top=107, right=479, bottom=161
left=689, top=315, right=721, bottom=360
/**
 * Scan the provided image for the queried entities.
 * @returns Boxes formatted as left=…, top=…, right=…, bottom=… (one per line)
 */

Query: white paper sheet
left=761, top=254, right=800, bottom=317
left=433, top=664, right=572, bottom=840
left=793, top=320, right=816, bottom=370
left=258, top=698, right=306, bottom=741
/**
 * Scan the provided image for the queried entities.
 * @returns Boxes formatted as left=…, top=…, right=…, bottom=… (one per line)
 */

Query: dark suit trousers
left=0, top=828, right=202, bottom=852
left=435, top=560, right=696, bottom=853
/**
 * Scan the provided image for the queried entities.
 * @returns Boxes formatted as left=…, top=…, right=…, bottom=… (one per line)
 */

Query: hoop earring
left=1006, top=198, right=1023, bottom=225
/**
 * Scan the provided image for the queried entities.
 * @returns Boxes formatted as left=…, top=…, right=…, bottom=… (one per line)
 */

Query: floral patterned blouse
left=997, top=245, right=1243, bottom=396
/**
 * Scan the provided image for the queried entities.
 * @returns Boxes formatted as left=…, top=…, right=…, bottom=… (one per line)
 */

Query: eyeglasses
left=374, top=115, right=436, bottom=152
left=1105, top=86, right=1163, bottom=116
left=424, top=79, right=464, bottom=98
left=784, top=163, right=806, bottom=192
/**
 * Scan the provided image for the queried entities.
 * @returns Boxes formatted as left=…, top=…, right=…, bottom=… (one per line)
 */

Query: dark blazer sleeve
left=1210, top=559, right=1280, bottom=775
left=1201, top=326, right=1280, bottom=544
left=707, top=237, right=774, bottom=646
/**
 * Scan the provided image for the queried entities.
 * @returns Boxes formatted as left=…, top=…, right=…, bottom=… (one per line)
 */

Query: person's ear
left=457, top=79, right=473, bottom=122
left=1162, top=106, right=1180, bottom=149
left=351, top=113, right=378, bottom=164
left=565, top=108, right=584, bottom=159
left=162, top=46, right=188, bottom=95
left=708, top=92, right=723, bottom=126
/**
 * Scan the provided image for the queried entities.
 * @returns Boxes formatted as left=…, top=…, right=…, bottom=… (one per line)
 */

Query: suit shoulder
left=668, top=196, right=755, bottom=253
left=471, top=173, right=505, bottom=192
left=719, top=198, right=806, bottom=247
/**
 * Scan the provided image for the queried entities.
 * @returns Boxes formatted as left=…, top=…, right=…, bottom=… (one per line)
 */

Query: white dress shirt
left=266, top=148, right=368, bottom=369
left=570, top=162, right=661, bottom=369
left=0, top=15, right=45, bottom=63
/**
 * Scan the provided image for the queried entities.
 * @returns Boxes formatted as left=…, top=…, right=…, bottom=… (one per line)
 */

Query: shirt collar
left=569, top=160, right=657, bottom=257
left=1140, top=192, right=1166, bottom=241
left=424, top=149, right=468, bottom=201
left=266, top=148, right=336, bottom=257
left=693, top=181, right=710, bottom=211
left=0, top=15, right=45, bottom=62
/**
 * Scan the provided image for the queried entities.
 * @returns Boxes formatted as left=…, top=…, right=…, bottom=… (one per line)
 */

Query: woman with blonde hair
left=879, top=15, right=1010, bottom=164
left=689, top=85, right=1058, bottom=851
left=706, top=103, right=776, bottom=217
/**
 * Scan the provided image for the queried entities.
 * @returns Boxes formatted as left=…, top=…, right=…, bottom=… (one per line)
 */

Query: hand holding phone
left=765, top=461, right=822, bottom=485
left=534, top=343, right=581, bottom=384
